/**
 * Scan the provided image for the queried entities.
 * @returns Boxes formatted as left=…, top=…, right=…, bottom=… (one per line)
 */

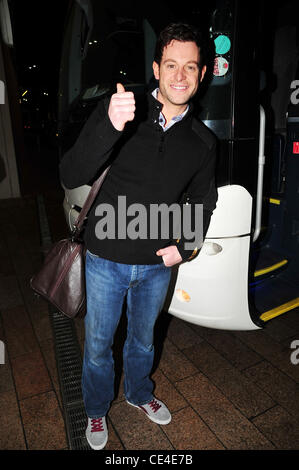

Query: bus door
left=247, top=2, right=299, bottom=324
left=167, top=0, right=263, bottom=330
left=168, top=0, right=299, bottom=329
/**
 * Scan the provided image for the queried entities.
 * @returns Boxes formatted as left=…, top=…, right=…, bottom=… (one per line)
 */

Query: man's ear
left=200, top=65, right=207, bottom=82
left=152, top=61, right=160, bottom=80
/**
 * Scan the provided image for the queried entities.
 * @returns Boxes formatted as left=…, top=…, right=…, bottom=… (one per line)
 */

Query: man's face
left=152, top=40, right=206, bottom=110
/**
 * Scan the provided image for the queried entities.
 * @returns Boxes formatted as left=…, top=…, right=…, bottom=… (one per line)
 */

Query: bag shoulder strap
left=72, top=165, right=111, bottom=234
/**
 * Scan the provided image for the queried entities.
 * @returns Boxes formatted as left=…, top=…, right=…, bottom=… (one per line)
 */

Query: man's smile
left=170, top=85, right=188, bottom=91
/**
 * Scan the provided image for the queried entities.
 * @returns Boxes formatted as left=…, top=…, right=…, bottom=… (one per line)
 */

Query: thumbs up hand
left=116, top=83, right=125, bottom=93
left=108, top=83, right=136, bottom=131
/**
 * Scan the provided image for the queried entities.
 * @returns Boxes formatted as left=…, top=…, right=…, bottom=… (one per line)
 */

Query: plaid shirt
left=152, top=88, right=189, bottom=131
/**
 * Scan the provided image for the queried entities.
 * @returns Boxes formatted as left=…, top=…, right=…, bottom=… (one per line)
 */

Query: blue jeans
left=82, top=250, right=171, bottom=418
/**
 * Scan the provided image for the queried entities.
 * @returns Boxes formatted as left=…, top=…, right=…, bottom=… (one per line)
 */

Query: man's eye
left=166, top=64, right=175, bottom=69
left=186, top=66, right=196, bottom=72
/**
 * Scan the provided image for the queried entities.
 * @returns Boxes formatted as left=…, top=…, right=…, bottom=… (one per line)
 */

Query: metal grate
left=64, top=403, right=91, bottom=450
left=49, top=307, right=89, bottom=449
left=36, top=194, right=89, bottom=450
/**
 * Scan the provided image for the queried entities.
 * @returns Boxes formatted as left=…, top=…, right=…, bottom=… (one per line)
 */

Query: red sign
left=293, top=142, right=299, bottom=154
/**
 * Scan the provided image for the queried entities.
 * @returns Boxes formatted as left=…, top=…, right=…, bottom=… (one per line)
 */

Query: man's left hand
left=156, top=246, right=182, bottom=267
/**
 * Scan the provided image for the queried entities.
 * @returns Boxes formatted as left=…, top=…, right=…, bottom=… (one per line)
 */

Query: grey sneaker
left=85, top=416, right=108, bottom=450
left=126, top=397, right=171, bottom=425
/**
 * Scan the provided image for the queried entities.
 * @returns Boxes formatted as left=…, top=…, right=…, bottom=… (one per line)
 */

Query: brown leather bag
left=30, top=166, right=110, bottom=318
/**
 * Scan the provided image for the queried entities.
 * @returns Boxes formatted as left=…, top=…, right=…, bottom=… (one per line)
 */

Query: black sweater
left=59, top=92, right=217, bottom=264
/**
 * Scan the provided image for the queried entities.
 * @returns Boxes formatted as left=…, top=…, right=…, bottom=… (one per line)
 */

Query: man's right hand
left=108, top=83, right=136, bottom=131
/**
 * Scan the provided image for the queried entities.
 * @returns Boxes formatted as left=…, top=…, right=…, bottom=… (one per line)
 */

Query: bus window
left=82, top=29, right=145, bottom=92
left=80, top=3, right=145, bottom=97
left=197, top=0, right=234, bottom=139
left=58, top=0, right=236, bottom=138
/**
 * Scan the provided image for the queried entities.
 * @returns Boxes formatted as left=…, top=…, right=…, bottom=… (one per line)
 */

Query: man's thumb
left=116, top=83, right=125, bottom=93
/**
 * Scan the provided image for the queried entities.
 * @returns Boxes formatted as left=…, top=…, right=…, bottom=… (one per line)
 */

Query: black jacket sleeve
left=175, top=140, right=218, bottom=262
left=59, top=98, right=122, bottom=189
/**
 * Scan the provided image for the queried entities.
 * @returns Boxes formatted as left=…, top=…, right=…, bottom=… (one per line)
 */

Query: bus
left=57, top=0, right=299, bottom=330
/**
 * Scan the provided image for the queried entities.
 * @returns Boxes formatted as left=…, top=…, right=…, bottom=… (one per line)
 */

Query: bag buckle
left=71, top=226, right=80, bottom=241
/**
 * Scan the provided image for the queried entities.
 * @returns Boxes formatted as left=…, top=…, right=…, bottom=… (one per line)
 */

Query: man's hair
left=154, top=22, right=206, bottom=70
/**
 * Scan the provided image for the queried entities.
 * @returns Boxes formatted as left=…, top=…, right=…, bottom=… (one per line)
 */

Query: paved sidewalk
left=0, top=191, right=299, bottom=450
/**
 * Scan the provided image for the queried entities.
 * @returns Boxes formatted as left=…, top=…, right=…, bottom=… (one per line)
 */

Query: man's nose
left=175, top=67, right=186, bottom=81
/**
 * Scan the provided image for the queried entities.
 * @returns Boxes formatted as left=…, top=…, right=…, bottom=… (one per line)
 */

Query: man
left=59, top=22, right=217, bottom=450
